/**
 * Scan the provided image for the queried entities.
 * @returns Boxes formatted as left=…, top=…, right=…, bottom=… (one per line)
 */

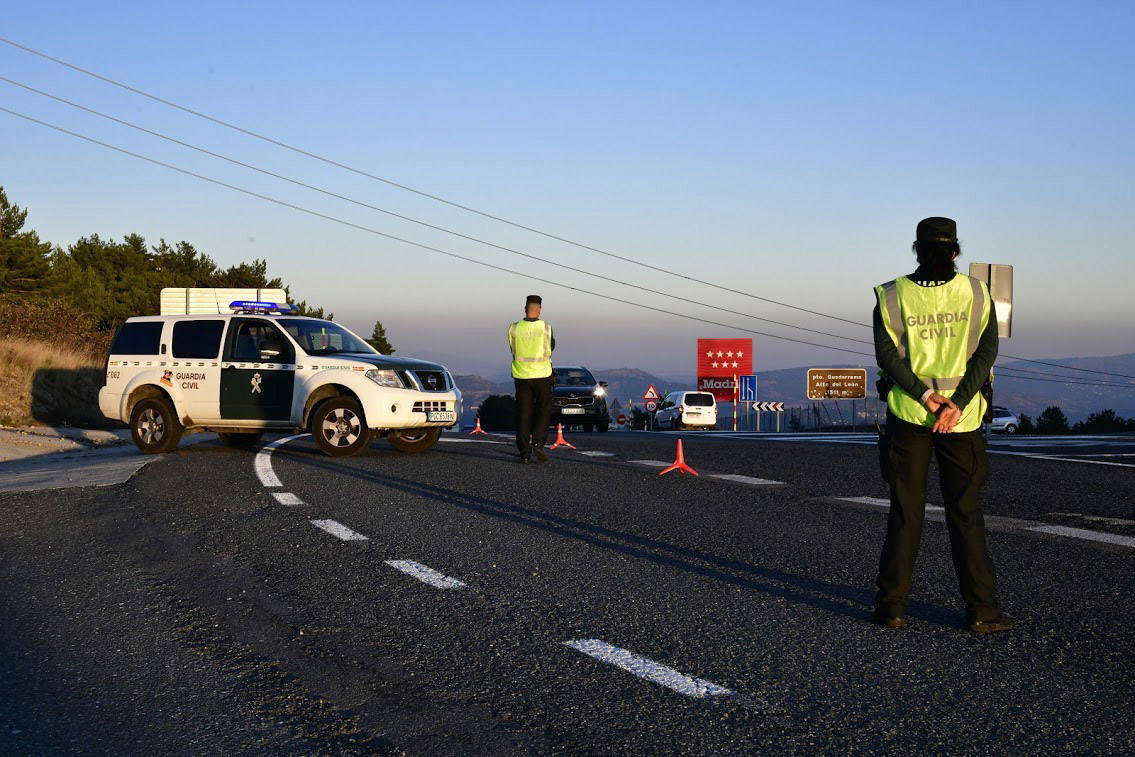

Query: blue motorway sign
left=738, top=374, right=758, bottom=403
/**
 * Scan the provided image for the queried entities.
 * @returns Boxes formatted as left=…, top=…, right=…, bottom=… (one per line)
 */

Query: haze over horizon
left=3, top=2, right=1132, bottom=377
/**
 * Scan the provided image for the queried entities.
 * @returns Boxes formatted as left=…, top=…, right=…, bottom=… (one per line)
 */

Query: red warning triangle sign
left=642, top=384, right=661, bottom=401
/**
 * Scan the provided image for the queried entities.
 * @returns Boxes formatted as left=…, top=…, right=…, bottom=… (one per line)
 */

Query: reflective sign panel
left=807, top=368, right=867, bottom=400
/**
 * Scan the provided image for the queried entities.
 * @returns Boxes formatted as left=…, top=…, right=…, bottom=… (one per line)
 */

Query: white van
left=656, top=391, right=718, bottom=430
left=99, top=298, right=461, bottom=457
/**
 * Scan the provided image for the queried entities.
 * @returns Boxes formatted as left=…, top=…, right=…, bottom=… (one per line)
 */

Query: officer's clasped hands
left=923, top=393, right=962, bottom=433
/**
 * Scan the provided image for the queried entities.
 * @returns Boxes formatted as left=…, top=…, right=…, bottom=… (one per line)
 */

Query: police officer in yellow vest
left=509, top=295, right=555, bottom=464
left=872, top=217, right=1013, bottom=634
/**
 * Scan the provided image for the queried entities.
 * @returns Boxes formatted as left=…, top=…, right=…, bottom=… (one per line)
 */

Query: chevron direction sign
left=753, top=402, right=784, bottom=412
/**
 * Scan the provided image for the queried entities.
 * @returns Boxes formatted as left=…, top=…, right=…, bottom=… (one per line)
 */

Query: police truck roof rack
left=228, top=300, right=298, bottom=315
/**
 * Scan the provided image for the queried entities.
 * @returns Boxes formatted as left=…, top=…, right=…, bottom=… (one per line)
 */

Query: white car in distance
left=988, top=406, right=1020, bottom=434
left=656, top=391, right=718, bottom=430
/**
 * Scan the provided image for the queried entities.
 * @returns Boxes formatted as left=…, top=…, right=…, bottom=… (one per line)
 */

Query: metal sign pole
left=732, top=374, right=738, bottom=432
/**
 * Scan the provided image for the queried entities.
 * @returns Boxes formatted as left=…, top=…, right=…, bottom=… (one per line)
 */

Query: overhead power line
left=7, top=105, right=1135, bottom=393
left=2, top=36, right=1129, bottom=381
left=993, top=361, right=1135, bottom=385
left=993, top=370, right=1135, bottom=389
left=0, top=75, right=871, bottom=348
left=0, top=106, right=877, bottom=358
left=0, top=36, right=867, bottom=327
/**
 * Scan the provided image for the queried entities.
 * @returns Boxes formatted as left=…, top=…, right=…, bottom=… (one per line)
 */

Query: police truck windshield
left=279, top=319, right=375, bottom=356
left=554, top=368, right=596, bottom=386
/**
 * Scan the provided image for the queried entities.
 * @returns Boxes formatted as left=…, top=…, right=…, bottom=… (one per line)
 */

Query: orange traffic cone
left=549, top=424, right=576, bottom=450
left=659, top=439, right=698, bottom=476
left=470, top=417, right=487, bottom=435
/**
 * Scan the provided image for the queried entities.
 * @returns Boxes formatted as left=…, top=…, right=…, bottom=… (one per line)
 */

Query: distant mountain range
left=454, top=353, right=1135, bottom=423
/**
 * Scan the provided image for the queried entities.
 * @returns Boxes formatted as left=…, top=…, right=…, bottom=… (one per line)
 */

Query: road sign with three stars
left=696, top=338, right=753, bottom=401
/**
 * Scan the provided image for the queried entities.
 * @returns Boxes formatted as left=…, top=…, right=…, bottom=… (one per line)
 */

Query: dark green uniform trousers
left=876, top=413, right=1000, bottom=622
left=514, top=376, right=553, bottom=456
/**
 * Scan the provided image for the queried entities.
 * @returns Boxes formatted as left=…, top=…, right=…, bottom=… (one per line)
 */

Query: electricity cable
left=0, top=45, right=1129, bottom=380
left=0, top=106, right=879, bottom=357
left=0, top=75, right=872, bottom=347
left=6, top=106, right=1133, bottom=391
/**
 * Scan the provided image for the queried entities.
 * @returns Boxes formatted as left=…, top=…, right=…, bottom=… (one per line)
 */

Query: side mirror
left=599, top=381, right=608, bottom=388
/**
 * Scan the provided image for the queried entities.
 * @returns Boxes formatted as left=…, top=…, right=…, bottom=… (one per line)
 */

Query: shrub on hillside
left=1036, top=406, right=1070, bottom=435
left=0, top=297, right=106, bottom=358
left=1072, top=409, right=1132, bottom=433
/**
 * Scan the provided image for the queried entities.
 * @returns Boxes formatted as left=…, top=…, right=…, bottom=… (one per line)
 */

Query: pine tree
left=0, top=186, right=54, bottom=294
left=366, top=319, right=395, bottom=354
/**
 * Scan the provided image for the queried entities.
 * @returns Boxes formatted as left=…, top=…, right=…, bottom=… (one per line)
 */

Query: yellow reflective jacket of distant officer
left=508, top=318, right=554, bottom=379
left=875, top=273, right=992, bottom=433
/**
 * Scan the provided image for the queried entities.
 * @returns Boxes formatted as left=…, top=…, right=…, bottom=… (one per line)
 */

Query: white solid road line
left=835, top=496, right=944, bottom=512
left=1027, top=525, right=1135, bottom=549
left=309, top=519, right=369, bottom=542
left=577, top=450, right=616, bottom=457
left=991, top=450, right=1135, bottom=468
left=437, top=438, right=508, bottom=445
left=272, top=492, right=306, bottom=507
left=254, top=433, right=309, bottom=487
left=630, top=461, right=784, bottom=484
left=709, top=473, right=784, bottom=486
left=835, top=497, right=1135, bottom=549
left=563, top=639, right=733, bottom=699
left=384, top=560, right=467, bottom=589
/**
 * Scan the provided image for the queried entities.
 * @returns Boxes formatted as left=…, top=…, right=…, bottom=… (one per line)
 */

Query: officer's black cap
left=916, top=217, right=957, bottom=243
left=525, top=294, right=542, bottom=306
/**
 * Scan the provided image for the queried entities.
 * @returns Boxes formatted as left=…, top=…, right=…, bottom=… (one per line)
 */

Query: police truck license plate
left=561, top=408, right=585, bottom=414
left=427, top=411, right=456, bottom=422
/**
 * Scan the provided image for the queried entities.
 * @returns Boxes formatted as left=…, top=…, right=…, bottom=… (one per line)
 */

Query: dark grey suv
left=550, top=366, right=610, bottom=432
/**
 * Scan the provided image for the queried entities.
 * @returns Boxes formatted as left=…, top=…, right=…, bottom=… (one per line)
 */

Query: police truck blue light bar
left=228, top=300, right=297, bottom=314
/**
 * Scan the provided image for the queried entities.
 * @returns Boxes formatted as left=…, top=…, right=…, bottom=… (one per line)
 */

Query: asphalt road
left=2, top=429, right=1133, bottom=754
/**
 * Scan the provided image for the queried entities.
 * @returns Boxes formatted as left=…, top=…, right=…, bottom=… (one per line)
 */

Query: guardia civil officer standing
left=508, top=295, right=555, bottom=464
left=872, top=217, right=1013, bottom=633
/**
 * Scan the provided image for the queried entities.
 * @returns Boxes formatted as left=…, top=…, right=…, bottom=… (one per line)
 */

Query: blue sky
left=2, top=2, right=1132, bottom=378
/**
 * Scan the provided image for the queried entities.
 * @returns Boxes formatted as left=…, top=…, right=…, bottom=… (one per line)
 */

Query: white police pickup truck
left=99, top=297, right=461, bottom=457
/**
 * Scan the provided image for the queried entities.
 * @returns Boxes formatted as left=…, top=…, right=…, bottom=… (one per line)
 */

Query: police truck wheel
left=129, top=397, right=183, bottom=454
left=218, top=432, right=264, bottom=450
left=388, top=428, right=441, bottom=454
left=312, top=398, right=372, bottom=457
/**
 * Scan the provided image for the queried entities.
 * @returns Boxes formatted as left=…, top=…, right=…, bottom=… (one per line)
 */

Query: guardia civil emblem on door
left=250, top=372, right=262, bottom=394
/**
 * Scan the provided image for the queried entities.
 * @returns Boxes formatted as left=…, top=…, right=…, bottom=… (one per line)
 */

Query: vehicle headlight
left=364, top=368, right=404, bottom=388
left=594, top=386, right=606, bottom=398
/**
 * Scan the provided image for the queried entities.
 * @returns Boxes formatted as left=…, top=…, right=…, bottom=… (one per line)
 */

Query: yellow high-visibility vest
left=508, top=319, right=553, bottom=379
left=875, top=274, right=991, bottom=433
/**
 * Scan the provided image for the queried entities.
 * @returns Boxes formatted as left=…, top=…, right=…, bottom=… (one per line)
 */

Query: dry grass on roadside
left=0, top=337, right=110, bottom=428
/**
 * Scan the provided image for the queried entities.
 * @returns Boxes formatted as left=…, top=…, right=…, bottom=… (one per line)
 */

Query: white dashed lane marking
left=254, top=433, right=309, bottom=487
left=1027, top=525, right=1135, bottom=549
left=577, top=450, right=616, bottom=457
left=835, top=496, right=944, bottom=513
left=437, top=438, right=508, bottom=445
left=709, top=473, right=784, bottom=486
left=310, top=519, right=369, bottom=542
left=384, top=560, right=467, bottom=589
left=272, top=492, right=306, bottom=507
left=563, top=639, right=734, bottom=699
left=629, top=460, right=670, bottom=467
